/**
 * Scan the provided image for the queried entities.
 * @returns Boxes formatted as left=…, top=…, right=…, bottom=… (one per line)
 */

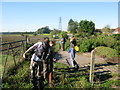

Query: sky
left=1, top=1, right=119, bottom=32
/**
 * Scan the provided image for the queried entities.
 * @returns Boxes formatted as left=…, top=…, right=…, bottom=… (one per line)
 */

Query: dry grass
left=1, top=35, right=24, bottom=43
left=1, top=34, right=50, bottom=44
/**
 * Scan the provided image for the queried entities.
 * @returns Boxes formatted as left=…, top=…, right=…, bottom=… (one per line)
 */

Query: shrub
left=65, top=39, right=70, bottom=51
left=95, top=46, right=118, bottom=59
left=103, top=36, right=116, bottom=48
left=59, top=31, right=68, bottom=39
left=110, top=34, right=120, bottom=40
left=54, top=43, right=60, bottom=53
left=50, top=30, right=61, bottom=39
left=78, top=34, right=120, bottom=54
left=113, top=41, right=120, bottom=55
left=80, top=39, right=93, bottom=52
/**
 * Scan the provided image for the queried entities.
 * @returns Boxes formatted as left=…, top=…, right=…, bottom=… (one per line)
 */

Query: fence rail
left=0, top=40, right=26, bottom=46
left=1, top=36, right=28, bottom=78
left=0, top=40, right=26, bottom=52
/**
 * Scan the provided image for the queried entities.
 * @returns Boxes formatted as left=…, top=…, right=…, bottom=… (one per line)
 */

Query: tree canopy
left=68, top=19, right=78, bottom=34
left=36, top=26, right=51, bottom=34
left=78, top=20, right=95, bottom=36
left=67, top=19, right=95, bottom=36
left=101, top=26, right=113, bottom=35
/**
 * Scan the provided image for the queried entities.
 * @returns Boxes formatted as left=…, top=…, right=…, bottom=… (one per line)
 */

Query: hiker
left=70, top=36, right=77, bottom=46
left=60, top=35, right=66, bottom=51
left=68, top=44, right=76, bottom=68
left=46, top=41, right=55, bottom=84
left=23, top=37, right=50, bottom=87
left=43, top=41, right=55, bottom=82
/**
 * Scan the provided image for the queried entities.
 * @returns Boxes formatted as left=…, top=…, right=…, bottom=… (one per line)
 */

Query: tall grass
left=1, top=53, right=24, bottom=78
left=2, top=59, right=120, bottom=89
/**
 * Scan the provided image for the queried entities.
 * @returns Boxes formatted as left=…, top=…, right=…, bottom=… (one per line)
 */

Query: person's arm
left=23, top=43, right=38, bottom=58
left=61, top=39, right=63, bottom=41
left=68, top=48, right=71, bottom=53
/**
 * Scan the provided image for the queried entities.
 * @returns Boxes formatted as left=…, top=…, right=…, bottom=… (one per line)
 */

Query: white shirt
left=31, top=53, right=43, bottom=61
left=31, top=42, right=43, bottom=61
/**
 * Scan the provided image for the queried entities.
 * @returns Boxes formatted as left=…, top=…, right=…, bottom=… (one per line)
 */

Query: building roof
left=112, top=27, right=120, bottom=34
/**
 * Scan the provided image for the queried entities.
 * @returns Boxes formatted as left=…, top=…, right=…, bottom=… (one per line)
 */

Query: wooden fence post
left=10, top=43, right=17, bottom=66
left=3, top=44, right=10, bottom=77
left=89, top=49, right=95, bottom=85
left=49, top=58, right=53, bottom=87
left=49, top=72, right=52, bottom=86
left=25, top=35, right=28, bottom=51
left=1, top=40, right=29, bottom=79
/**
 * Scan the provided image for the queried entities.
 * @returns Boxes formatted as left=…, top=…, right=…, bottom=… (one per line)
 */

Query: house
left=112, top=28, right=120, bottom=34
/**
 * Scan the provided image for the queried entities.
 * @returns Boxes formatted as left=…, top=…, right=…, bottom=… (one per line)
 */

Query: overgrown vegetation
left=2, top=60, right=33, bottom=88
left=54, top=43, right=60, bottom=53
left=1, top=54, right=24, bottom=78
left=2, top=61, right=119, bottom=89
left=95, top=46, right=118, bottom=59
left=73, top=34, right=119, bottom=62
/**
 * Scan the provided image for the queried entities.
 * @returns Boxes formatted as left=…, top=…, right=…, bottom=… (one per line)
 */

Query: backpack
left=61, top=37, right=66, bottom=44
left=64, top=38, right=66, bottom=43
left=72, top=39, right=76, bottom=46
left=35, top=42, right=49, bottom=59
left=75, top=45, right=80, bottom=52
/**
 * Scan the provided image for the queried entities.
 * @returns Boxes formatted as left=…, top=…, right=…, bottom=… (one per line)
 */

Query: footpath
left=54, top=50, right=119, bottom=77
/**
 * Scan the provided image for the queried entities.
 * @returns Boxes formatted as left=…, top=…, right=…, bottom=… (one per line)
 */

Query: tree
left=101, top=25, right=113, bottom=35
left=37, top=26, right=51, bottom=34
left=78, top=20, right=95, bottom=36
left=50, top=29, right=61, bottom=38
left=68, top=19, right=78, bottom=34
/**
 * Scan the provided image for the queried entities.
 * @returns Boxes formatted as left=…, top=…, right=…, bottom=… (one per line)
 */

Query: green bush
left=95, top=35, right=106, bottom=46
left=2, top=61, right=32, bottom=88
left=78, top=34, right=120, bottom=55
left=113, top=41, right=120, bottom=55
left=65, top=39, right=70, bottom=51
left=54, top=43, right=60, bottom=53
left=111, top=34, right=120, bottom=41
left=59, top=31, right=68, bottom=39
left=50, top=30, right=61, bottom=39
left=80, top=39, right=93, bottom=52
left=103, top=36, right=116, bottom=48
left=96, top=46, right=118, bottom=59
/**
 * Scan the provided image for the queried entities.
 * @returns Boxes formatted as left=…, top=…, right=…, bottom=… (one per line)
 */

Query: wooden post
left=49, top=72, right=52, bottom=86
left=49, top=62, right=53, bottom=87
left=10, top=43, right=17, bottom=66
left=25, top=35, right=28, bottom=51
left=89, top=49, right=95, bottom=85
left=3, top=44, right=10, bottom=77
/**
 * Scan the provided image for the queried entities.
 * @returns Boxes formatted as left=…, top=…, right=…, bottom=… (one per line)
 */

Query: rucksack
left=35, top=42, right=49, bottom=59
left=75, top=45, right=80, bottom=52
left=64, top=38, right=66, bottom=43
left=72, top=39, right=76, bottom=46
left=61, top=37, right=66, bottom=44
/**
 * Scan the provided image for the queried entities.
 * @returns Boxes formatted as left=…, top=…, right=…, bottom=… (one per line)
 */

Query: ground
left=54, top=50, right=118, bottom=79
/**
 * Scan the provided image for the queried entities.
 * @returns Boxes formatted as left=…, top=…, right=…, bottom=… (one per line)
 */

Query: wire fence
left=0, top=36, right=28, bottom=79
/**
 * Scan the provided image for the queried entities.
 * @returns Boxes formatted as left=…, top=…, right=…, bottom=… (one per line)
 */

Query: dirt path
left=54, top=50, right=119, bottom=76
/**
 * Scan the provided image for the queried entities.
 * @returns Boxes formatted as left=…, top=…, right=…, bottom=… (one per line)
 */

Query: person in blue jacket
left=60, top=35, right=66, bottom=51
left=68, top=44, right=76, bottom=68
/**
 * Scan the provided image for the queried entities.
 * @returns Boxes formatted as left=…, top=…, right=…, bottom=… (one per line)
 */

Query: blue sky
left=2, top=2, right=118, bottom=32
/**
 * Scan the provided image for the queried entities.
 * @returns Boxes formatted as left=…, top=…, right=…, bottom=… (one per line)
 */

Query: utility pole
left=58, top=17, right=62, bottom=31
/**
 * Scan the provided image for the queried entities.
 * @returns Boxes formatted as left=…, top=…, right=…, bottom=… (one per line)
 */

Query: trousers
left=30, top=60, right=43, bottom=82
